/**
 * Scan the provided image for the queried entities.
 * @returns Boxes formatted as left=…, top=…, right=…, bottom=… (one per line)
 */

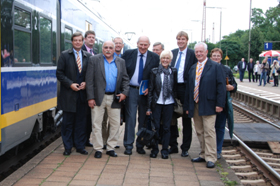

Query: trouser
left=193, top=103, right=217, bottom=163
left=273, top=73, right=279, bottom=86
left=61, top=100, right=87, bottom=150
left=169, top=83, right=192, bottom=151
left=123, top=87, right=147, bottom=150
left=215, top=108, right=227, bottom=154
left=239, top=70, right=245, bottom=82
left=259, top=72, right=267, bottom=86
left=92, top=95, right=120, bottom=152
left=151, top=104, right=173, bottom=155
left=248, top=71, right=255, bottom=82
left=102, top=109, right=121, bottom=146
left=267, top=70, right=271, bottom=83
left=254, top=72, right=260, bottom=82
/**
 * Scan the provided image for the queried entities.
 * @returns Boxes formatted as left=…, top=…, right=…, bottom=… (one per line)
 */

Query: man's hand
left=70, top=83, right=80, bottom=91
left=117, top=93, right=126, bottom=102
left=226, top=84, right=234, bottom=91
left=88, top=99, right=96, bottom=109
left=143, top=88, right=148, bottom=96
left=146, top=111, right=152, bottom=115
left=79, top=82, right=86, bottom=90
left=216, top=106, right=223, bottom=113
left=186, top=110, right=189, bottom=115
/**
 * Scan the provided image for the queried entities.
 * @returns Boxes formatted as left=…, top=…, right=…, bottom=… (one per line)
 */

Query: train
left=0, top=0, right=133, bottom=155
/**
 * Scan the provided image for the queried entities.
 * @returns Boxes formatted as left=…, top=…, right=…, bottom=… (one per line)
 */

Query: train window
left=86, top=21, right=92, bottom=31
left=64, top=27, right=72, bottom=50
left=98, top=40, right=103, bottom=54
left=14, top=30, right=31, bottom=62
left=14, top=8, right=31, bottom=29
left=95, top=39, right=99, bottom=54
left=39, top=17, right=52, bottom=63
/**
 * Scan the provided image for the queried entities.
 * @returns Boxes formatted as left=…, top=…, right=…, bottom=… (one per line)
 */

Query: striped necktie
left=76, top=51, right=82, bottom=73
left=194, top=63, right=203, bottom=103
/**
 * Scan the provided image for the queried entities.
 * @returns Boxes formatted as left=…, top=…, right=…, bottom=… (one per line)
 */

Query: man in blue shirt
left=114, top=37, right=124, bottom=57
left=86, top=41, right=130, bottom=158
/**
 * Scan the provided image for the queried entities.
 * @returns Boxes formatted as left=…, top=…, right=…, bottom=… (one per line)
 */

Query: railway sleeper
left=240, top=179, right=269, bottom=186
left=235, top=172, right=263, bottom=179
left=261, top=157, right=280, bottom=163
left=222, top=149, right=238, bottom=155
left=226, top=159, right=247, bottom=165
left=266, top=162, right=280, bottom=169
left=231, top=165, right=253, bottom=172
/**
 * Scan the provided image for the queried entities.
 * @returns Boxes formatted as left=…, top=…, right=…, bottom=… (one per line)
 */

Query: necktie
left=138, top=54, right=144, bottom=84
left=194, top=63, right=203, bottom=103
left=90, top=49, right=93, bottom=55
left=76, top=51, right=82, bottom=73
left=175, top=52, right=183, bottom=70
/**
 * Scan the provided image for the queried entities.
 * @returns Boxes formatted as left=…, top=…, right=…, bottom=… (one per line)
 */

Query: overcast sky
left=87, top=0, right=279, bottom=50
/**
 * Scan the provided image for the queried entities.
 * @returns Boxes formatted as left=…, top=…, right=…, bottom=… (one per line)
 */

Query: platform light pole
left=248, top=0, right=252, bottom=63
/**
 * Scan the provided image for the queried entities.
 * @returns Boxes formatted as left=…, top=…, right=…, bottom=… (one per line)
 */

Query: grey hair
left=194, top=42, right=207, bottom=51
left=137, top=36, right=150, bottom=44
left=153, top=42, right=164, bottom=50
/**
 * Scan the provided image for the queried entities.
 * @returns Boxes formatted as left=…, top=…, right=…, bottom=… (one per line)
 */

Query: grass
left=215, top=161, right=238, bottom=186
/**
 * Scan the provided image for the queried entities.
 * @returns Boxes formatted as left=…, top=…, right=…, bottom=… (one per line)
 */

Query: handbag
left=174, top=98, right=183, bottom=116
left=277, top=68, right=280, bottom=74
left=136, top=114, right=158, bottom=148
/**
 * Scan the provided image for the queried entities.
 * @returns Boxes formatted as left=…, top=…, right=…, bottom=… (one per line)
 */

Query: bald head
left=137, top=36, right=150, bottom=54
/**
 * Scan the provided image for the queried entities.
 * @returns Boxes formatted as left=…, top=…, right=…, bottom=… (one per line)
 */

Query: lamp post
left=125, top=32, right=135, bottom=41
left=248, top=0, right=252, bottom=63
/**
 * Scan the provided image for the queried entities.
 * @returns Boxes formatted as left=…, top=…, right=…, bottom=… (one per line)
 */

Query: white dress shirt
left=130, top=50, right=147, bottom=86
left=174, top=47, right=188, bottom=83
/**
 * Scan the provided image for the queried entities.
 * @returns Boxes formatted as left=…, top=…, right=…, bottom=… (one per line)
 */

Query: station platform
left=1, top=120, right=240, bottom=186
left=236, top=78, right=280, bottom=103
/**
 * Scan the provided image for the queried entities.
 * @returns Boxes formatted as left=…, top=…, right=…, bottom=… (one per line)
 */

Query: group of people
left=238, top=56, right=280, bottom=87
left=56, top=30, right=237, bottom=169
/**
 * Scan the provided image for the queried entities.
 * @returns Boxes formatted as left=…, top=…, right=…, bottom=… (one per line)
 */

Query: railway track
left=222, top=102, right=280, bottom=185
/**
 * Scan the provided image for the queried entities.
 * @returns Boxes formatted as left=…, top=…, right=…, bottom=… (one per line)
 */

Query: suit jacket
left=184, top=59, right=226, bottom=118
left=122, top=49, right=160, bottom=82
left=82, top=44, right=97, bottom=55
left=171, top=48, right=197, bottom=83
left=147, top=67, right=177, bottom=110
left=247, top=62, right=255, bottom=71
left=56, top=48, right=91, bottom=112
left=237, top=61, right=247, bottom=71
left=86, top=54, right=130, bottom=108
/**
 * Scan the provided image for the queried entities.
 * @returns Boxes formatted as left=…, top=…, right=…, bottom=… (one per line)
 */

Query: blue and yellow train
left=0, top=0, right=132, bottom=155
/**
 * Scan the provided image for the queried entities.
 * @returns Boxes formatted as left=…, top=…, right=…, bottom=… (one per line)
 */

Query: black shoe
left=102, top=145, right=107, bottom=150
left=161, top=154, right=168, bottom=159
left=150, top=153, right=157, bottom=158
left=136, top=148, right=146, bottom=154
left=273, top=85, right=276, bottom=87
left=63, top=150, right=71, bottom=156
left=191, top=157, right=206, bottom=162
left=124, top=149, right=132, bottom=155
left=94, top=151, right=102, bottom=158
left=106, top=150, right=118, bottom=157
left=181, top=151, right=189, bottom=157
left=217, top=153, right=221, bottom=159
left=168, top=147, right=178, bottom=154
left=85, top=142, right=93, bottom=147
left=206, top=161, right=215, bottom=168
left=76, top=149, right=88, bottom=155
left=115, top=145, right=120, bottom=148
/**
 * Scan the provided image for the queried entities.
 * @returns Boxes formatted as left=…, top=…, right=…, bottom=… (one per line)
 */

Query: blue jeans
left=259, top=71, right=267, bottom=86
left=239, top=70, right=245, bottom=82
left=215, top=108, right=227, bottom=154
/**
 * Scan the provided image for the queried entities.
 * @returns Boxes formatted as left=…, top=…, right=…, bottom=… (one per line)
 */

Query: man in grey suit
left=86, top=41, right=130, bottom=158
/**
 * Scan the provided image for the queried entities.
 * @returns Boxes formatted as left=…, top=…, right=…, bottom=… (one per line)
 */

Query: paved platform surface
left=236, top=78, right=280, bottom=103
left=1, top=120, right=240, bottom=186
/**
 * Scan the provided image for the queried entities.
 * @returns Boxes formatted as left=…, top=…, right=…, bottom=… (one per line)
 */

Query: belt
left=130, top=85, right=139, bottom=89
left=105, top=92, right=115, bottom=95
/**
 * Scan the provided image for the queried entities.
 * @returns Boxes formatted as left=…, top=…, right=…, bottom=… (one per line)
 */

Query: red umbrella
left=259, top=50, right=280, bottom=57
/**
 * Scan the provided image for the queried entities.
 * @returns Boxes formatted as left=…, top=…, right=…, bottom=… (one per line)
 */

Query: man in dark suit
left=56, top=32, right=91, bottom=156
left=184, top=42, right=226, bottom=168
left=86, top=41, right=130, bottom=158
left=81, top=30, right=96, bottom=148
left=169, top=31, right=197, bottom=157
left=122, top=36, right=159, bottom=155
left=237, top=58, right=247, bottom=82
left=247, top=58, right=255, bottom=82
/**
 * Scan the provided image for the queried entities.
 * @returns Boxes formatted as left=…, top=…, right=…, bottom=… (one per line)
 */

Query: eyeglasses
left=103, top=46, right=114, bottom=49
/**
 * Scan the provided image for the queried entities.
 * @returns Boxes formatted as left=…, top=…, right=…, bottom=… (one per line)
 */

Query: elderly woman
left=210, top=48, right=237, bottom=159
left=259, top=57, right=270, bottom=87
left=146, top=50, right=177, bottom=159
left=270, top=60, right=279, bottom=87
left=254, top=61, right=261, bottom=83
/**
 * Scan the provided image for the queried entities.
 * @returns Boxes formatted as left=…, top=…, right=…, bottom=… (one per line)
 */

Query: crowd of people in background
left=238, top=56, right=280, bottom=87
left=56, top=30, right=238, bottom=169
